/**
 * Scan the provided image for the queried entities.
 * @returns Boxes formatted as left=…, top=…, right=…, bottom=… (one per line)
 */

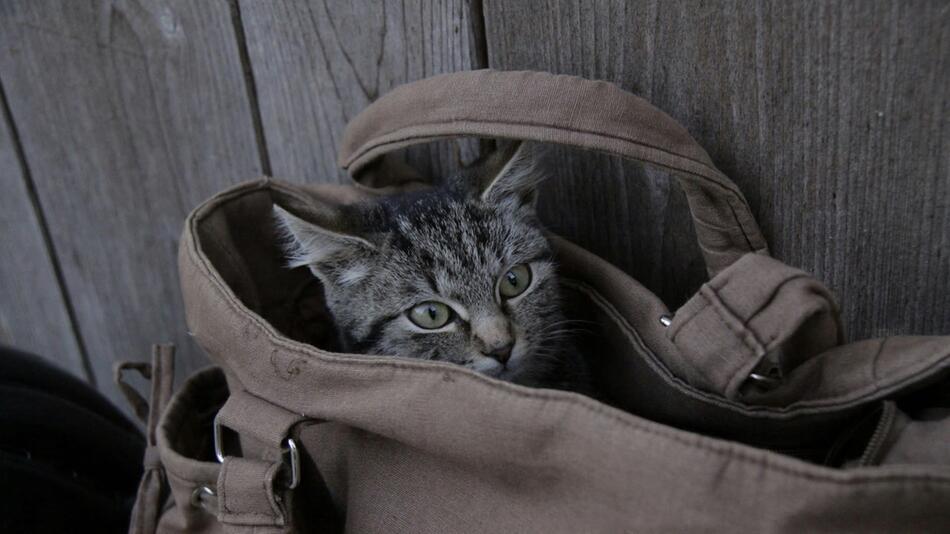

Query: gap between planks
left=0, top=73, right=96, bottom=385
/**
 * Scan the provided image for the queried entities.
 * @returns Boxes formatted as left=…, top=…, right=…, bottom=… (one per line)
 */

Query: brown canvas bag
left=125, top=70, right=950, bottom=534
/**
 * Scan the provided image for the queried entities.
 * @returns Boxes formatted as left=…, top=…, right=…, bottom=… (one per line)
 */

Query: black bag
left=0, top=345, right=145, bottom=533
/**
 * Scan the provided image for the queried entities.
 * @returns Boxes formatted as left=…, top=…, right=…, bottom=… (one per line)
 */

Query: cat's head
left=274, top=143, right=563, bottom=382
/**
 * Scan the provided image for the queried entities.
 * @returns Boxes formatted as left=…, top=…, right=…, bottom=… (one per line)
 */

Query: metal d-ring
left=283, top=438, right=300, bottom=489
left=213, top=413, right=226, bottom=463
left=747, top=372, right=782, bottom=388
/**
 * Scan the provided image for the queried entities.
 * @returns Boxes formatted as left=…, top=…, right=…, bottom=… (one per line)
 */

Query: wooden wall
left=1, top=0, right=947, bottom=412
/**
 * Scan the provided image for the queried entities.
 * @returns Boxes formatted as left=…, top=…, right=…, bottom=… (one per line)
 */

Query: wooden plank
left=0, top=87, right=87, bottom=379
left=238, top=0, right=485, bottom=183
left=484, top=0, right=950, bottom=340
left=0, top=0, right=263, bottom=408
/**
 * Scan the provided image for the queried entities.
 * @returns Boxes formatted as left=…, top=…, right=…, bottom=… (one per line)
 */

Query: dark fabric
left=0, top=344, right=142, bottom=436
left=0, top=345, right=144, bottom=533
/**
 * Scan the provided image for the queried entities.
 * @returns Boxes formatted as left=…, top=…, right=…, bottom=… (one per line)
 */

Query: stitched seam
left=678, top=287, right=760, bottom=396
left=734, top=274, right=834, bottom=355
left=261, top=467, right=284, bottom=525
left=666, top=291, right=706, bottom=342
left=702, top=285, right=766, bottom=356
left=264, top=466, right=273, bottom=521
left=221, top=460, right=231, bottom=514
left=744, top=273, right=813, bottom=322
left=221, top=463, right=280, bottom=523
left=263, top=464, right=278, bottom=523
left=182, top=186, right=950, bottom=486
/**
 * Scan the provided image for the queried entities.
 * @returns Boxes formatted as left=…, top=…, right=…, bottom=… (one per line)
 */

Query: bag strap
left=215, top=390, right=306, bottom=461
left=215, top=458, right=291, bottom=533
left=212, top=389, right=310, bottom=533
left=115, top=344, right=176, bottom=534
left=338, top=69, right=769, bottom=276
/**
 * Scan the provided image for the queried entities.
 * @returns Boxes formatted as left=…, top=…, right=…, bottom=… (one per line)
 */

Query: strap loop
left=217, top=457, right=288, bottom=530
left=117, top=344, right=177, bottom=534
left=666, top=254, right=841, bottom=400
left=214, top=416, right=301, bottom=490
left=215, top=388, right=306, bottom=451
left=213, top=390, right=308, bottom=494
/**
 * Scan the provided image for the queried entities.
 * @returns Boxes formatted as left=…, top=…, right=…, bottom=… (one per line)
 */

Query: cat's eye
left=499, top=264, right=532, bottom=299
left=408, top=301, right=453, bottom=329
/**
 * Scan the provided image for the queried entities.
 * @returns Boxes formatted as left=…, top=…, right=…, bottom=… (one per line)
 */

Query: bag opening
left=187, top=180, right=949, bottom=468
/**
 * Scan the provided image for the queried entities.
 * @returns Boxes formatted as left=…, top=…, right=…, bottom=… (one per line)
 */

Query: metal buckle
left=213, top=413, right=301, bottom=489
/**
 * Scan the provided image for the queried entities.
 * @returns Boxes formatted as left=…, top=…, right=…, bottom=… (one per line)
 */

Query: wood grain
left=0, top=0, right=945, bottom=408
left=238, top=0, right=485, bottom=183
left=484, top=0, right=950, bottom=339
left=0, top=86, right=88, bottom=378
left=0, top=0, right=263, bottom=407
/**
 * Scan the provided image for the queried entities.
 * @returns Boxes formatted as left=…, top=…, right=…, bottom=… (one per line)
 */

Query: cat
left=274, top=143, right=589, bottom=391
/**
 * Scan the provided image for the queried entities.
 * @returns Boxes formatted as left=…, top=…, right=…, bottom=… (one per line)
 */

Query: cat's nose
left=483, top=343, right=513, bottom=365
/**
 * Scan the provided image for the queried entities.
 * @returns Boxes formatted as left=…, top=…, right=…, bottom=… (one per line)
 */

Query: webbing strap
left=116, top=344, right=176, bottom=534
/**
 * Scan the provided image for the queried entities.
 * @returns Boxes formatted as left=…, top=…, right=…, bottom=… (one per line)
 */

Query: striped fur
left=275, top=144, right=588, bottom=390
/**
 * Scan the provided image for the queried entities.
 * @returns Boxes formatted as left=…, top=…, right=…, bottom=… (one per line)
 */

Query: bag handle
left=338, top=69, right=769, bottom=276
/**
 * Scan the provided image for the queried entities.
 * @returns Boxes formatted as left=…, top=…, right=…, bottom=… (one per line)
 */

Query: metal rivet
left=659, top=314, right=673, bottom=327
left=190, top=485, right=216, bottom=509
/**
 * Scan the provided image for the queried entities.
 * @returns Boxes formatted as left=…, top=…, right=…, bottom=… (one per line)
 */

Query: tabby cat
left=274, top=143, right=588, bottom=391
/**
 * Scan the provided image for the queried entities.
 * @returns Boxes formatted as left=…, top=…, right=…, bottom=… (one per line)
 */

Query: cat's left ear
left=478, top=142, right=544, bottom=210
left=272, top=202, right=375, bottom=274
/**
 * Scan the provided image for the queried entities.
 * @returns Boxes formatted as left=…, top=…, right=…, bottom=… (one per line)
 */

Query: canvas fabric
left=125, top=70, right=950, bottom=533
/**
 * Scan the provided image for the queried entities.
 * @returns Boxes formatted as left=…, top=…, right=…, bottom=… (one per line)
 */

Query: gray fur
left=274, top=143, right=588, bottom=390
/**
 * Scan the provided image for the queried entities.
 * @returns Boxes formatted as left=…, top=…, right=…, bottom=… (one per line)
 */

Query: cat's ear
left=478, top=142, right=544, bottom=209
left=273, top=203, right=374, bottom=276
